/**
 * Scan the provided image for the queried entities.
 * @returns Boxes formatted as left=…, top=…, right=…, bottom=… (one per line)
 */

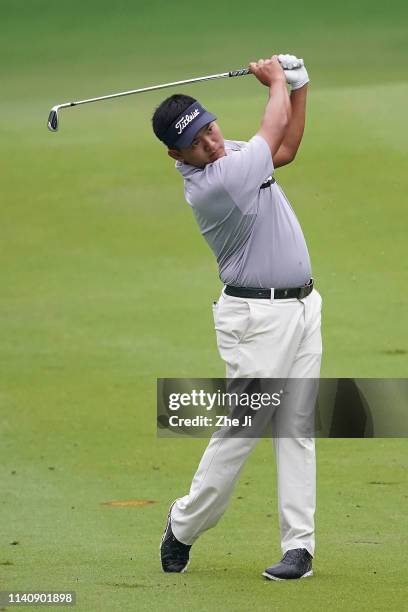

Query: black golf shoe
left=262, top=548, right=313, bottom=581
left=160, top=505, right=191, bottom=573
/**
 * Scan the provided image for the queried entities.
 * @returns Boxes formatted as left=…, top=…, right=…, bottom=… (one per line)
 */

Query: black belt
left=260, top=177, right=275, bottom=189
left=225, top=279, right=314, bottom=300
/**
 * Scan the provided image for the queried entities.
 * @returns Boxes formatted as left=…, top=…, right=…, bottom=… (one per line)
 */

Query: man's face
left=168, top=121, right=226, bottom=168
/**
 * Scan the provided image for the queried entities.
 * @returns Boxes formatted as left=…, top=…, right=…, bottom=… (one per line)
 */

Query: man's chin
left=210, top=149, right=226, bottom=163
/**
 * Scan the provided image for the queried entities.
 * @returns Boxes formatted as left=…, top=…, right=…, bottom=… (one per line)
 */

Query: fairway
left=1, top=1, right=408, bottom=610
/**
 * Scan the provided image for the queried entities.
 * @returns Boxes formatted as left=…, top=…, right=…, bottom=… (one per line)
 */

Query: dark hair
left=152, top=94, right=197, bottom=146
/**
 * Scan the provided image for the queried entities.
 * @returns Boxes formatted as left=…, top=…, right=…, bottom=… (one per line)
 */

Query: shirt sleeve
left=206, top=134, right=274, bottom=213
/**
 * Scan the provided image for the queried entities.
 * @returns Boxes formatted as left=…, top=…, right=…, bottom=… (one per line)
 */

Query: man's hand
left=249, top=56, right=287, bottom=87
left=278, top=54, right=309, bottom=90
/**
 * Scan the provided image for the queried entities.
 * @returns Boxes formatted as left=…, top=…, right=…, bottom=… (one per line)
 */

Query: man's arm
left=203, top=57, right=292, bottom=213
left=273, top=84, right=308, bottom=168
left=249, top=57, right=292, bottom=156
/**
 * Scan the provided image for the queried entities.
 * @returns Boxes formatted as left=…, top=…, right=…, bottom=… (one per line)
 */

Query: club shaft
left=47, top=68, right=251, bottom=131
left=65, top=69, right=250, bottom=108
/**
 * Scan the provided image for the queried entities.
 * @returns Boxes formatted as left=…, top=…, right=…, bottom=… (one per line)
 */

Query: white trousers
left=171, top=288, right=322, bottom=557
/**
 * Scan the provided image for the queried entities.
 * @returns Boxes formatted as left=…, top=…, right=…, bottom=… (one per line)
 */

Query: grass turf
left=1, top=0, right=408, bottom=610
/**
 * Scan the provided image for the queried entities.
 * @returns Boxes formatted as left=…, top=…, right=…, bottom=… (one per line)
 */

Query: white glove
left=278, top=53, right=309, bottom=90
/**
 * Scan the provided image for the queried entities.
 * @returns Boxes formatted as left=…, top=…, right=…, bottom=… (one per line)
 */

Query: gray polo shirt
left=176, top=134, right=312, bottom=289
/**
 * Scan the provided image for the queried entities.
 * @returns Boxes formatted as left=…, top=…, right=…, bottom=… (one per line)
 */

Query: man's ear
left=168, top=148, right=183, bottom=162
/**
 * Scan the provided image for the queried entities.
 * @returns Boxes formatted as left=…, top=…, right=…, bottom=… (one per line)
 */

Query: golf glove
left=278, top=53, right=309, bottom=90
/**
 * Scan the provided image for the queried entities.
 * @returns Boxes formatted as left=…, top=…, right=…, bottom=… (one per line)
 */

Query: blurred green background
left=1, top=1, right=407, bottom=610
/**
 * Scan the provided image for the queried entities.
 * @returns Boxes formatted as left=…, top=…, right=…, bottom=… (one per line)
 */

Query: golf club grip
left=228, top=59, right=304, bottom=79
left=228, top=68, right=251, bottom=78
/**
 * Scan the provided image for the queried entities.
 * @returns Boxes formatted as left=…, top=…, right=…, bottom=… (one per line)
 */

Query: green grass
left=2, top=436, right=408, bottom=611
left=1, top=0, right=408, bottom=610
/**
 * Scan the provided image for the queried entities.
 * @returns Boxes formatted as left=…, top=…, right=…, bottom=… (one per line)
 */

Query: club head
left=47, top=106, right=59, bottom=132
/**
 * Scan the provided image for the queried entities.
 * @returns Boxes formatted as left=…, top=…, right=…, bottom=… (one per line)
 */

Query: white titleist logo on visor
left=175, top=109, right=200, bottom=134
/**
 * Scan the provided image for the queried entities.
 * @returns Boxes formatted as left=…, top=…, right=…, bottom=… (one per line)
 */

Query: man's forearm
left=258, top=79, right=291, bottom=156
left=281, top=84, right=308, bottom=157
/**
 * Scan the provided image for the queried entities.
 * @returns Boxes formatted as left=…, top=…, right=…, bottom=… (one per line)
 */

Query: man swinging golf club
left=152, top=54, right=322, bottom=581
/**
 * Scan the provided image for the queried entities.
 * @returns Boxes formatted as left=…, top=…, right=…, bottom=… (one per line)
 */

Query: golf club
left=47, top=60, right=304, bottom=132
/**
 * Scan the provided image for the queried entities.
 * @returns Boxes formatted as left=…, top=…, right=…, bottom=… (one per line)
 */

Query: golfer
left=152, top=54, right=322, bottom=580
